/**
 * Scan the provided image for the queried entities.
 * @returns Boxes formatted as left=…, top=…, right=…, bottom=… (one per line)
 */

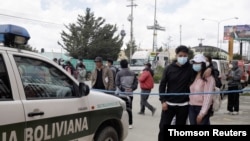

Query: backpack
left=213, top=69, right=222, bottom=88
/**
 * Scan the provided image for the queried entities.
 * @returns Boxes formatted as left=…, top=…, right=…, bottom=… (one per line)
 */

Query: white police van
left=0, top=24, right=128, bottom=141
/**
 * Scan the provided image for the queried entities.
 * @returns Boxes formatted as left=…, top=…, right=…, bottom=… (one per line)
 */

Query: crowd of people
left=158, top=45, right=242, bottom=141
left=52, top=45, right=243, bottom=140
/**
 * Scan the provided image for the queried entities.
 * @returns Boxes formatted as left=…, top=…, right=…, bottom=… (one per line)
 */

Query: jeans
left=188, top=105, right=211, bottom=125
left=127, top=96, right=133, bottom=125
left=227, top=85, right=240, bottom=112
left=140, top=89, right=154, bottom=113
left=158, top=105, right=189, bottom=141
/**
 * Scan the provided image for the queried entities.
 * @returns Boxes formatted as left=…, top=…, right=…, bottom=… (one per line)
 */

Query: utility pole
left=147, top=0, right=165, bottom=52
left=127, top=0, right=137, bottom=63
left=180, top=25, right=182, bottom=45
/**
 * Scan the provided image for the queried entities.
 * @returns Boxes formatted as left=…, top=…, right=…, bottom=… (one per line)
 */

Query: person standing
left=158, top=45, right=195, bottom=141
left=77, top=62, right=86, bottom=83
left=64, top=60, right=75, bottom=76
left=91, top=56, right=114, bottom=91
left=138, top=62, right=156, bottom=116
left=107, top=58, right=119, bottom=94
left=226, top=60, right=242, bottom=115
left=116, top=59, right=138, bottom=129
left=189, top=54, right=215, bottom=125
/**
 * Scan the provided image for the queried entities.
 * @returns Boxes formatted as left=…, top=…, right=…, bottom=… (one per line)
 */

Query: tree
left=19, top=44, right=38, bottom=52
left=124, top=40, right=137, bottom=60
left=188, top=47, right=194, bottom=59
left=157, top=46, right=163, bottom=52
left=58, top=8, right=124, bottom=60
left=233, top=53, right=242, bottom=60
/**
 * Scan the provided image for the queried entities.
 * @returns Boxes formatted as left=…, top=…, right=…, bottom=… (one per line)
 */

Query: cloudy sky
left=1, top=0, right=250, bottom=54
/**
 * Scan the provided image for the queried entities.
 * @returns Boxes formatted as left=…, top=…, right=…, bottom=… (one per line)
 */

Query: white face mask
left=229, top=64, right=233, bottom=69
left=177, top=57, right=188, bottom=65
left=193, top=64, right=202, bottom=72
left=206, top=62, right=210, bottom=67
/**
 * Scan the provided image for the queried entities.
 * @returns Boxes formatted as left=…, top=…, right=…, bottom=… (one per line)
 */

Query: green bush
left=153, top=66, right=164, bottom=83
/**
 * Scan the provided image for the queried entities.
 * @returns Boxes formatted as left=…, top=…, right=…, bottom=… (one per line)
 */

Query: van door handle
left=28, top=111, right=44, bottom=117
left=78, top=107, right=88, bottom=111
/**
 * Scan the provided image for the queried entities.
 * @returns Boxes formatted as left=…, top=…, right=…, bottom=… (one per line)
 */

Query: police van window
left=0, top=55, right=12, bottom=100
left=14, top=56, right=79, bottom=99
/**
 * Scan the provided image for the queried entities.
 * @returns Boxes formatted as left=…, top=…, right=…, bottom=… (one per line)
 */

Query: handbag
left=212, top=87, right=222, bottom=112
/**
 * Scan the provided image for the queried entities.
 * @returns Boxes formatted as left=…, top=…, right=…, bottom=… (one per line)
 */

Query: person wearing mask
left=189, top=54, right=215, bottom=125
left=138, top=62, right=156, bottom=116
left=91, top=56, right=114, bottom=91
left=226, top=60, right=242, bottom=115
left=116, top=59, right=138, bottom=129
left=158, top=45, right=195, bottom=140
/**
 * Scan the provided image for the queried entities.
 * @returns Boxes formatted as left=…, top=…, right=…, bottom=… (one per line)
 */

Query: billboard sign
left=224, top=25, right=250, bottom=40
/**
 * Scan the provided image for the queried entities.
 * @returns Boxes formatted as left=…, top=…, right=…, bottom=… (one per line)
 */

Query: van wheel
left=95, top=126, right=118, bottom=141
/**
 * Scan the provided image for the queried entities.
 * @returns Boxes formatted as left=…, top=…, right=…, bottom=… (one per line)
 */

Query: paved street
left=86, top=81, right=250, bottom=140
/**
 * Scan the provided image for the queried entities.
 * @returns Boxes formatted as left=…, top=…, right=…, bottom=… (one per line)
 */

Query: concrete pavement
left=85, top=81, right=250, bottom=140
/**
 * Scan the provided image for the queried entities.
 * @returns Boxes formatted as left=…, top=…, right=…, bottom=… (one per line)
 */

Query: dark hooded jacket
left=159, top=60, right=195, bottom=103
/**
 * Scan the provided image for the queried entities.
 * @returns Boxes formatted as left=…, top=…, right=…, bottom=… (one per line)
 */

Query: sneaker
left=129, top=125, right=133, bottom=129
left=152, top=108, right=156, bottom=116
left=225, top=111, right=233, bottom=115
left=233, top=111, right=239, bottom=115
left=138, top=112, right=145, bottom=115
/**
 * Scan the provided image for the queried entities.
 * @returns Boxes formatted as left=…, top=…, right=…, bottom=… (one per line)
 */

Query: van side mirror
left=79, top=83, right=90, bottom=96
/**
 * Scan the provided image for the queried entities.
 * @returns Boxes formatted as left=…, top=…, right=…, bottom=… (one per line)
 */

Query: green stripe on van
left=0, top=106, right=123, bottom=141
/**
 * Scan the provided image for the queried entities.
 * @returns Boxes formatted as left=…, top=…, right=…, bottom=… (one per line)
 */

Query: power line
left=0, top=13, right=63, bottom=26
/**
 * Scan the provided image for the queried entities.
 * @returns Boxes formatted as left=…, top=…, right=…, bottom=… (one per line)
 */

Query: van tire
left=95, top=126, right=118, bottom=141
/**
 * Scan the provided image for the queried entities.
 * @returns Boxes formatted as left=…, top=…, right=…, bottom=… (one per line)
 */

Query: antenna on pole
left=147, top=0, right=165, bottom=52
left=198, top=38, right=204, bottom=46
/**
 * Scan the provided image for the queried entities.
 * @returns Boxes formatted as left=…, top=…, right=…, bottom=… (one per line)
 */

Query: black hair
left=205, top=55, right=213, bottom=68
left=53, top=58, right=57, bottom=61
left=120, top=59, right=128, bottom=68
left=200, top=62, right=207, bottom=81
left=107, top=58, right=113, bottom=65
left=175, top=45, right=189, bottom=54
left=79, top=62, right=86, bottom=69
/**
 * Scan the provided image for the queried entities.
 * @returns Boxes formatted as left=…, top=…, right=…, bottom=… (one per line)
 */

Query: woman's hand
left=196, top=114, right=204, bottom=124
left=203, top=68, right=212, bottom=78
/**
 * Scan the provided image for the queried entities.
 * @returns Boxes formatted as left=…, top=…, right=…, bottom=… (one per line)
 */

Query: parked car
left=0, top=24, right=129, bottom=141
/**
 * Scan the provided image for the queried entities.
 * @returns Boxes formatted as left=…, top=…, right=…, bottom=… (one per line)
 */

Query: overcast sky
left=1, top=0, right=249, bottom=54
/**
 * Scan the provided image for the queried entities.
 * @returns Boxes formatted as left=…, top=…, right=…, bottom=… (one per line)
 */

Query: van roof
left=132, top=51, right=150, bottom=59
left=0, top=46, right=47, bottom=59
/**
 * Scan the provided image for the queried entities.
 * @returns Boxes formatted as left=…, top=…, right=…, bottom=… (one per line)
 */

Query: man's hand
left=162, top=102, right=168, bottom=111
left=125, top=88, right=133, bottom=92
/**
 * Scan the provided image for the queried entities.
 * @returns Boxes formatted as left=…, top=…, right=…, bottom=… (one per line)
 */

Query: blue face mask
left=177, top=57, right=188, bottom=65
left=192, top=64, right=202, bottom=72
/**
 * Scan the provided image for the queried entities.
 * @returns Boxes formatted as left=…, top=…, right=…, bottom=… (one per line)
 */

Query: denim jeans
left=188, top=105, right=211, bottom=125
